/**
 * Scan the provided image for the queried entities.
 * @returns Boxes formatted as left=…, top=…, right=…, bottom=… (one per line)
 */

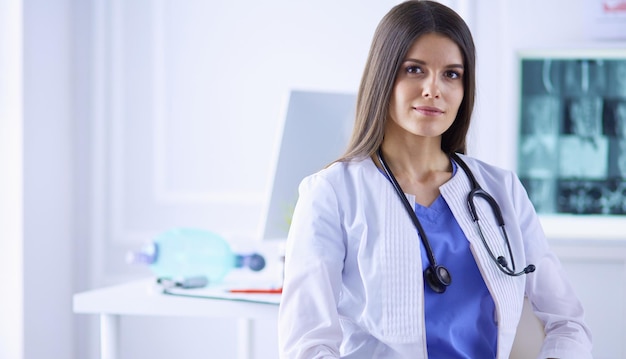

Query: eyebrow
left=403, top=58, right=464, bottom=70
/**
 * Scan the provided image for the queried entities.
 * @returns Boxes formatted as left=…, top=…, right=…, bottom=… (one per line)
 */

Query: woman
left=278, top=1, right=593, bottom=358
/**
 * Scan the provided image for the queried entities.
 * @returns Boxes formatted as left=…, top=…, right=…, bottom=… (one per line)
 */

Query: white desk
left=73, top=278, right=279, bottom=359
left=74, top=278, right=546, bottom=359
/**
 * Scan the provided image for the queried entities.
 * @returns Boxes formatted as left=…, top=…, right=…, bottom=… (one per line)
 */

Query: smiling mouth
left=414, top=106, right=444, bottom=115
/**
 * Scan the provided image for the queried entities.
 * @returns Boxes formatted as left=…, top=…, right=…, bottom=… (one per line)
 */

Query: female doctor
left=277, top=1, right=593, bottom=358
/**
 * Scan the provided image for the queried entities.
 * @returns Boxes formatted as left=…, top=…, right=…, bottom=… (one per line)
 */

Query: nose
left=422, top=75, right=441, bottom=99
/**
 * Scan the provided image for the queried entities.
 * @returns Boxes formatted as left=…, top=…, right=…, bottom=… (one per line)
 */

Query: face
left=387, top=33, right=464, bottom=141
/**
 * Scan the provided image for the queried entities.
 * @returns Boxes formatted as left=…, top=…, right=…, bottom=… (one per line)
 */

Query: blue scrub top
left=414, top=163, right=497, bottom=358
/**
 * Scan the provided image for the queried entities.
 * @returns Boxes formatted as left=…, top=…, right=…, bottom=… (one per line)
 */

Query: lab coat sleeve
left=278, top=173, right=346, bottom=359
left=510, top=173, right=593, bottom=359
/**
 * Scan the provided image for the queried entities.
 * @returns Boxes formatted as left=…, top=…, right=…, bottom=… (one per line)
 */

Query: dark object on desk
left=157, top=276, right=209, bottom=289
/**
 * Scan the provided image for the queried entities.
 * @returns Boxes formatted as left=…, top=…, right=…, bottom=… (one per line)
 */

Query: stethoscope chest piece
left=425, top=264, right=452, bottom=294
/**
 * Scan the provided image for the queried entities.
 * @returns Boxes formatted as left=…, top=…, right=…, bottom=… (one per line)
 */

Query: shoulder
left=454, top=153, right=520, bottom=188
left=300, top=157, right=378, bottom=188
left=296, top=158, right=385, bottom=206
left=455, top=153, right=510, bottom=175
left=454, top=153, right=533, bottom=210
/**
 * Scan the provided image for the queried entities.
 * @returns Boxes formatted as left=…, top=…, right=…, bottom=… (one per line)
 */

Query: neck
left=377, top=140, right=450, bottom=181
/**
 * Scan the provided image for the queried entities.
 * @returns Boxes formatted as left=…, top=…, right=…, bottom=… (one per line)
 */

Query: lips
left=414, top=106, right=444, bottom=115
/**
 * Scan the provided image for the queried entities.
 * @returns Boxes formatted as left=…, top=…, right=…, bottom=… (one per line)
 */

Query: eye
left=445, top=70, right=462, bottom=79
left=406, top=65, right=423, bottom=74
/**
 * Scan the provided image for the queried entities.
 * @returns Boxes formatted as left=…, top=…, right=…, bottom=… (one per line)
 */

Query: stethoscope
left=376, top=148, right=535, bottom=294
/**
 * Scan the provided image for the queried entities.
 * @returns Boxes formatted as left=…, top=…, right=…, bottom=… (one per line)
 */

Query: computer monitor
left=259, top=89, right=357, bottom=240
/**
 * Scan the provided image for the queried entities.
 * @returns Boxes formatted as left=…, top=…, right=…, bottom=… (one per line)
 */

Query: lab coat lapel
left=439, top=160, right=523, bottom=356
left=367, top=159, right=426, bottom=345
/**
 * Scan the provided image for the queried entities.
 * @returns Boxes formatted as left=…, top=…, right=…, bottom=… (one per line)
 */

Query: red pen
left=228, top=288, right=283, bottom=294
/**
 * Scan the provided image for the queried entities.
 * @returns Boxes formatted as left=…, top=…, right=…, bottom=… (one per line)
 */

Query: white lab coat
left=278, top=154, right=592, bottom=359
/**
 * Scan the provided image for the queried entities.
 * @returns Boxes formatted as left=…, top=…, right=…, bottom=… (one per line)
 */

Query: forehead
left=404, top=33, right=463, bottom=64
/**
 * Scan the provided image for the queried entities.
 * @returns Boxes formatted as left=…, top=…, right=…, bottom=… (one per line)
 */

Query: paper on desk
left=162, top=282, right=281, bottom=305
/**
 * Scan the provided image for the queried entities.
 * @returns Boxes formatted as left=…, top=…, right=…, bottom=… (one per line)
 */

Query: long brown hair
left=338, top=0, right=476, bottom=162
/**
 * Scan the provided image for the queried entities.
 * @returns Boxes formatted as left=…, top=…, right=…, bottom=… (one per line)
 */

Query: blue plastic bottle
left=127, top=228, right=266, bottom=283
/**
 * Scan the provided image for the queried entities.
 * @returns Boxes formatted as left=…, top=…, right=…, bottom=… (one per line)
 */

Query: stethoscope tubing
left=450, top=153, right=534, bottom=276
left=376, top=149, right=440, bottom=268
left=377, top=149, right=535, bottom=286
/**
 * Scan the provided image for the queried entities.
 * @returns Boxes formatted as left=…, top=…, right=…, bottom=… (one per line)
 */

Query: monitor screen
left=259, top=89, right=357, bottom=240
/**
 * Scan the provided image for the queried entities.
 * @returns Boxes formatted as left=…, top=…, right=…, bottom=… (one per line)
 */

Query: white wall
left=22, top=0, right=75, bottom=358
left=0, top=0, right=24, bottom=358
left=7, top=0, right=626, bottom=358
left=0, top=0, right=76, bottom=358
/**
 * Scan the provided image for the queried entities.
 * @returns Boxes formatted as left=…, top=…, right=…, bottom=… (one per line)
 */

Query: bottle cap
left=126, top=242, right=158, bottom=265
left=234, top=253, right=266, bottom=271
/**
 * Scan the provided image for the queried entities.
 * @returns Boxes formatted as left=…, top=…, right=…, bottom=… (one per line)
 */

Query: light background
left=2, top=0, right=626, bottom=358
